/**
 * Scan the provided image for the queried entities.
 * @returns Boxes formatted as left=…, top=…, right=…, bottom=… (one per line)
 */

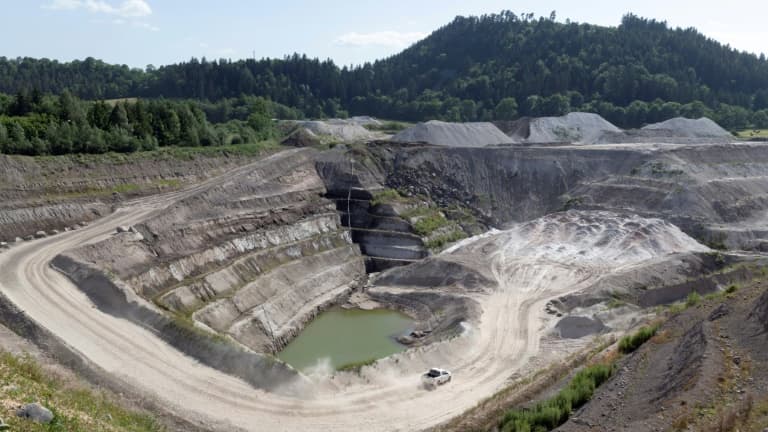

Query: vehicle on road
left=422, top=368, right=452, bottom=387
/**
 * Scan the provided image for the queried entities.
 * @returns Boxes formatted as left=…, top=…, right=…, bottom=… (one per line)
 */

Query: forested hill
left=2, top=12, right=768, bottom=129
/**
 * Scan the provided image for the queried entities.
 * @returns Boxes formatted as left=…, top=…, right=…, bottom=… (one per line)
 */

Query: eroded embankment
left=0, top=151, right=262, bottom=243
left=337, top=141, right=768, bottom=251
left=55, top=148, right=367, bottom=362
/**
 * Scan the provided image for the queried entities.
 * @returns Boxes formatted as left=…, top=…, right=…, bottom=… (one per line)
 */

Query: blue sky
left=2, top=0, right=767, bottom=69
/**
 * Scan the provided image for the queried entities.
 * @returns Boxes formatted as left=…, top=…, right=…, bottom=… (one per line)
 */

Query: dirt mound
left=281, top=127, right=321, bottom=147
left=391, top=121, right=511, bottom=147
left=289, top=120, right=375, bottom=142
left=500, top=112, right=621, bottom=144
left=641, top=117, right=732, bottom=138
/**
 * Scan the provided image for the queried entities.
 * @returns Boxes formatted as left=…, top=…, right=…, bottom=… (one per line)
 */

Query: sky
left=2, top=0, right=767, bottom=69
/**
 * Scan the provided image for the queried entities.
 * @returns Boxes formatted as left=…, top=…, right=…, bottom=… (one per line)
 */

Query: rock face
left=0, top=152, right=257, bottom=242
left=350, top=141, right=768, bottom=250
left=60, top=148, right=366, bottom=354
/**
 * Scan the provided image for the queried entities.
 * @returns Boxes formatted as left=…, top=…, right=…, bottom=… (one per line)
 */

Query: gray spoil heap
left=641, top=117, right=731, bottom=138
left=597, top=117, right=734, bottom=144
left=391, top=120, right=512, bottom=147
left=497, top=112, right=622, bottom=144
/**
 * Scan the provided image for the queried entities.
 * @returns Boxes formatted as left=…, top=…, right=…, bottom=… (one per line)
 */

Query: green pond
left=277, top=307, right=413, bottom=372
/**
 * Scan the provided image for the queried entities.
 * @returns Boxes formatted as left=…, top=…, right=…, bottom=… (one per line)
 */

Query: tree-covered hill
left=2, top=12, right=768, bottom=130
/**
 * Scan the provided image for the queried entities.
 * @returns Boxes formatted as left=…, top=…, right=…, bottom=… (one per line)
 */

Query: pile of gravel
left=518, top=112, right=622, bottom=144
left=641, top=117, right=731, bottom=138
left=391, top=121, right=512, bottom=147
left=289, top=120, right=375, bottom=142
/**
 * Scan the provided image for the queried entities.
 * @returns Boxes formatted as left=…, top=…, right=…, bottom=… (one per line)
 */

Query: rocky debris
left=642, top=117, right=731, bottom=138
left=391, top=120, right=511, bottom=147
left=16, top=403, right=54, bottom=424
left=555, top=316, right=607, bottom=339
left=708, top=303, right=729, bottom=321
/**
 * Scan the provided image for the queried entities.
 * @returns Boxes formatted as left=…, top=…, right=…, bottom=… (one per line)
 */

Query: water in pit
left=277, top=307, right=413, bottom=372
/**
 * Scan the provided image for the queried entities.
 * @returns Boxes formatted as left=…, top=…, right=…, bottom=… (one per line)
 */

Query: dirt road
left=0, top=153, right=707, bottom=431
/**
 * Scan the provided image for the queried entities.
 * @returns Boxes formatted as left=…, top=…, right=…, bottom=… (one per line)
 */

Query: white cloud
left=334, top=31, right=427, bottom=48
left=44, top=0, right=152, bottom=18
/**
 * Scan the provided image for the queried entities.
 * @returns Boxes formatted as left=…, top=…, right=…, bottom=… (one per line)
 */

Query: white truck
left=422, top=368, right=452, bottom=387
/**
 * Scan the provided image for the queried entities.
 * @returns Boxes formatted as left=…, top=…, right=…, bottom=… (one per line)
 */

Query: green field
left=737, top=129, right=768, bottom=139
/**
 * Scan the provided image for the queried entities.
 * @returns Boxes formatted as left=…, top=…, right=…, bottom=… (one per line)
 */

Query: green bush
left=618, top=324, right=659, bottom=354
left=500, top=363, right=613, bottom=432
left=685, top=291, right=701, bottom=307
left=725, top=284, right=739, bottom=294
left=412, top=213, right=449, bottom=236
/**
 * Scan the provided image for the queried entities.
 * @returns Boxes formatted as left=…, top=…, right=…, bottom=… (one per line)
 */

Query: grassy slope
left=0, top=351, right=163, bottom=431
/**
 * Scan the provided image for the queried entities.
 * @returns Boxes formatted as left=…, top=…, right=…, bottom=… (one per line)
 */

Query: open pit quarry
left=2, top=115, right=768, bottom=431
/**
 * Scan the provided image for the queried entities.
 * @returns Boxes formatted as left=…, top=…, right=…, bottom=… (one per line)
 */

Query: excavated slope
left=0, top=152, right=254, bottom=243
left=57, top=148, right=366, bottom=354
left=353, top=141, right=768, bottom=250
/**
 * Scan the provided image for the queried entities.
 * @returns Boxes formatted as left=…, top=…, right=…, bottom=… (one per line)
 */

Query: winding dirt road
left=0, top=154, right=707, bottom=431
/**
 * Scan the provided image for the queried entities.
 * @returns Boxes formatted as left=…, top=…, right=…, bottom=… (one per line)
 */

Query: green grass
left=336, top=358, right=377, bottom=373
left=424, top=230, right=468, bottom=250
left=685, top=291, right=702, bottom=307
left=499, top=363, right=614, bottom=432
left=370, top=189, right=405, bottom=206
left=412, top=213, right=450, bottom=236
left=736, top=129, right=768, bottom=139
left=0, top=351, right=163, bottom=432
left=618, top=324, right=659, bottom=354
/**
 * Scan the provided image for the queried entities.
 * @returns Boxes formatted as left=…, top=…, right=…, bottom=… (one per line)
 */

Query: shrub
left=500, top=363, right=613, bottom=431
left=725, top=284, right=739, bottom=294
left=618, top=324, right=659, bottom=354
left=686, top=291, right=701, bottom=307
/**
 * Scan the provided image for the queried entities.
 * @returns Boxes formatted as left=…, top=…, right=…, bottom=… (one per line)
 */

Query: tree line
left=2, top=11, right=768, bottom=155
left=0, top=91, right=280, bottom=155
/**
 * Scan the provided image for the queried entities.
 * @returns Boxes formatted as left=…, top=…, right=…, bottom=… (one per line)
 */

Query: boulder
left=34, top=231, right=47, bottom=238
left=116, top=226, right=131, bottom=233
left=16, top=403, right=54, bottom=424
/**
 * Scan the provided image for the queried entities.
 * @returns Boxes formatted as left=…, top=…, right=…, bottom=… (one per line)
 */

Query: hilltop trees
left=0, top=91, right=285, bottom=156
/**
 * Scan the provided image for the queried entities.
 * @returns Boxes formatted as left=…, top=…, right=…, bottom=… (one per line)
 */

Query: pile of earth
left=497, top=112, right=622, bottom=144
left=596, top=117, right=735, bottom=144
left=283, top=119, right=376, bottom=143
left=641, top=117, right=731, bottom=138
left=391, top=120, right=511, bottom=147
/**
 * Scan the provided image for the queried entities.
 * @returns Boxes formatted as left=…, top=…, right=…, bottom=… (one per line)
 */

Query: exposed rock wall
left=60, top=149, right=366, bottom=354
left=353, top=142, right=768, bottom=249
left=0, top=152, right=257, bottom=242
